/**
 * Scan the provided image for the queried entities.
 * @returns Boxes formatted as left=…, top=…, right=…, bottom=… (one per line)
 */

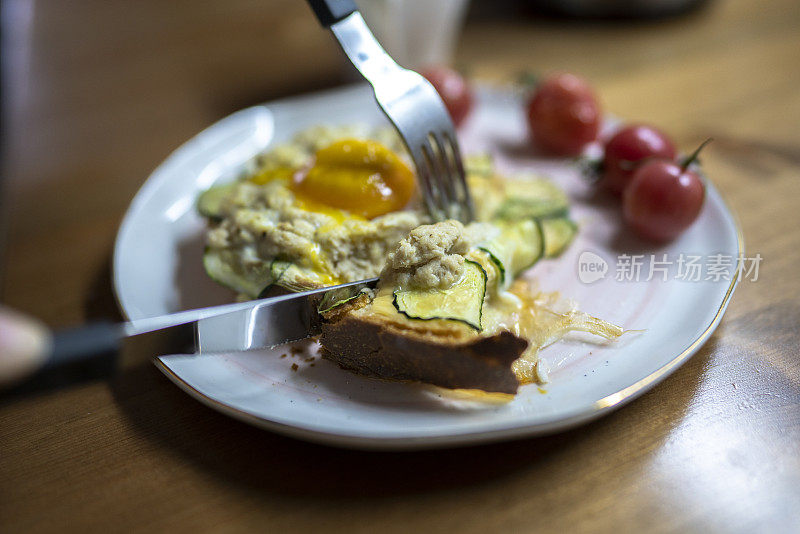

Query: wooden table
left=2, top=1, right=798, bottom=531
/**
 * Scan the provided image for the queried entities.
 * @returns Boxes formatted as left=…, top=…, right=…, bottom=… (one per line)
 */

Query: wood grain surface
left=1, top=0, right=798, bottom=532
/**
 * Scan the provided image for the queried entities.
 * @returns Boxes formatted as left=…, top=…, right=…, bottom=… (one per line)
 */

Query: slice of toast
left=319, top=294, right=528, bottom=394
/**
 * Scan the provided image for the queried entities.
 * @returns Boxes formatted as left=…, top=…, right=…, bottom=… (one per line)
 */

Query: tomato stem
left=516, top=70, right=540, bottom=90
left=577, top=156, right=604, bottom=183
left=681, top=138, right=713, bottom=172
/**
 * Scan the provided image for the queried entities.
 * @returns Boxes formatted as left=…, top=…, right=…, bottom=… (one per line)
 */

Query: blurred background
left=1, top=0, right=797, bottom=324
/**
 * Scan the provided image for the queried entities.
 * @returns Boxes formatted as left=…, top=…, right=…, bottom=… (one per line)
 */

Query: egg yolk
left=292, top=139, right=415, bottom=219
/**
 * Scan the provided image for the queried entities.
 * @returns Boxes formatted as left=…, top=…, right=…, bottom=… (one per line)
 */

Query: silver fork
left=306, top=0, right=474, bottom=223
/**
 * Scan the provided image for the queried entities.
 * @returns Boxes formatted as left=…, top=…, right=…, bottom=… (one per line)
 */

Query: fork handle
left=306, top=0, right=357, bottom=27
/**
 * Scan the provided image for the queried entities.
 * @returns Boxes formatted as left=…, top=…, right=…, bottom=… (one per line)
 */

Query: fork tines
left=328, top=11, right=474, bottom=224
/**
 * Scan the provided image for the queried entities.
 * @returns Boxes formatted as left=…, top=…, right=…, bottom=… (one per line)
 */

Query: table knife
left=2, top=278, right=377, bottom=386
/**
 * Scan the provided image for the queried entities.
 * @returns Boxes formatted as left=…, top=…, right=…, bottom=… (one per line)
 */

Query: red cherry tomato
left=603, top=125, right=676, bottom=196
left=623, top=159, right=705, bottom=242
left=526, top=72, right=601, bottom=156
left=422, top=66, right=473, bottom=127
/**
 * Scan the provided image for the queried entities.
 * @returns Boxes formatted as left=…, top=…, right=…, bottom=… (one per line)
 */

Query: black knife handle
left=47, top=322, right=121, bottom=369
left=0, top=321, right=121, bottom=389
left=306, top=0, right=357, bottom=27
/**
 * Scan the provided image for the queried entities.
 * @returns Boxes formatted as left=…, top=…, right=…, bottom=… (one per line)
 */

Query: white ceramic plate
left=113, top=84, right=742, bottom=450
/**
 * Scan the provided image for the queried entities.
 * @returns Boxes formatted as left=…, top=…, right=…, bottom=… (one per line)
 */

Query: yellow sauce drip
left=249, top=166, right=295, bottom=185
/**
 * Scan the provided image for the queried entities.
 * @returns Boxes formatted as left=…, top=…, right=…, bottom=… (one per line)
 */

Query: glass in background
left=357, top=0, right=470, bottom=68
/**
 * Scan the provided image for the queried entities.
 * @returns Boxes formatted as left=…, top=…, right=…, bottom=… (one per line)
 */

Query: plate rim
left=113, top=84, right=744, bottom=450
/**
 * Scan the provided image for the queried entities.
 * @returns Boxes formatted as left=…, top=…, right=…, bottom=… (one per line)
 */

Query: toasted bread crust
left=319, top=313, right=527, bottom=394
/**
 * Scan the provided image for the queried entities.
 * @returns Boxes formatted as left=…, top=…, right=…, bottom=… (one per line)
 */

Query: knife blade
left=130, top=276, right=377, bottom=353
left=1, top=278, right=378, bottom=387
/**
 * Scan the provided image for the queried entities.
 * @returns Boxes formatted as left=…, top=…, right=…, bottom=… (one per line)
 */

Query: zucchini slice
left=270, top=259, right=328, bottom=292
left=393, top=260, right=487, bottom=331
left=203, top=248, right=273, bottom=298
left=493, top=179, right=569, bottom=221
left=464, top=153, right=493, bottom=179
left=541, top=218, right=578, bottom=258
left=318, top=284, right=371, bottom=314
left=269, top=260, right=292, bottom=283
left=197, top=182, right=237, bottom=220
left=493, top=198, right=568, bottom=221
left=479, top=219, right=544, bottom=289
